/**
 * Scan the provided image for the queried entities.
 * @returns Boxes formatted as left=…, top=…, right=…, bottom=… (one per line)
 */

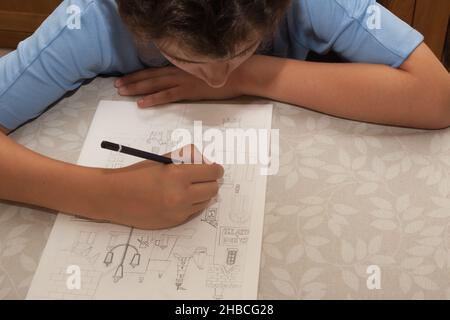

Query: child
left=0, top=0, right=449, bottom=230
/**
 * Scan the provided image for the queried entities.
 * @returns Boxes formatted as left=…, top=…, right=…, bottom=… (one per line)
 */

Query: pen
left=101, top=140, right=184, bottom=165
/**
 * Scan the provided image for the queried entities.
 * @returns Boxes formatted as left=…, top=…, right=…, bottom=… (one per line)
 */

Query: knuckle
left=152, top=76, right=165, bottom=87
left=127, top=84, right=138, bottom=92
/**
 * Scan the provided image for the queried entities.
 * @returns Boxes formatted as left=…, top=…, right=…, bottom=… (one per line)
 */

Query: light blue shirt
left=0, top=0, right=424, bottom=130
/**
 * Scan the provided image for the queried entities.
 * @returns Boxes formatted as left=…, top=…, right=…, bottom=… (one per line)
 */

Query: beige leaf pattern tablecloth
left=0, top=77, right=449, bottom=300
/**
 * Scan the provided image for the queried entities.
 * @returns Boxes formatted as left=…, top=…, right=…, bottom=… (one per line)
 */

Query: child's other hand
left=115, top=66, right=243, bottom=107
left=92, top=145, right=224, bottom=230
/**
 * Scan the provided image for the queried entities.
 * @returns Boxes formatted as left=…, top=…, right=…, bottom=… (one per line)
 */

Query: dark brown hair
left=117, top=0, right=291, bottom=58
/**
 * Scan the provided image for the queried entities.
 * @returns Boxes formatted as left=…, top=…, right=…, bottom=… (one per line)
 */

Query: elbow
left=420, top=79, right=450, bottom=130
left=429, top=90, right=450, bottom=130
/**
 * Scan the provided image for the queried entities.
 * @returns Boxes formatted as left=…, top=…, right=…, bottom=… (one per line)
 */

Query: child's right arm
left=0, top=128, right=223, bottom=229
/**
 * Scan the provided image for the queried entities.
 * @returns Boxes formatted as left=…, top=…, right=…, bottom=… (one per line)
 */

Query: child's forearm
left=0, top=131, right=103, bottom=217
left=238, top=50, right=450, bottom=129
left=0, top=131, right=224, bottom=230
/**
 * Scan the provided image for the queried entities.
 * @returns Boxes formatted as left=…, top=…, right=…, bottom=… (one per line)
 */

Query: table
left=1, top=77, right=450, bottom=299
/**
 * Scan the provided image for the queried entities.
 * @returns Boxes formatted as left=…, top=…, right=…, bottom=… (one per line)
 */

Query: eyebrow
left=160, top=41, right=259, bottom=64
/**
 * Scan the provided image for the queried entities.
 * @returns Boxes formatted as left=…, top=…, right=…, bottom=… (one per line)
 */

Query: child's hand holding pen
left=0, top=126, right=223, bottom=230
left=93, top=144, right=224, bottom=230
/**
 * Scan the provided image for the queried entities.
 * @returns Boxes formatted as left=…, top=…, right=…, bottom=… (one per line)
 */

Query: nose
left=200, top=63, right=231, bottom=88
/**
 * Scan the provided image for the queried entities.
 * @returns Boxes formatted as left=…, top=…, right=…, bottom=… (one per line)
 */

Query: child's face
left=155, top=39, right=261, bottom=88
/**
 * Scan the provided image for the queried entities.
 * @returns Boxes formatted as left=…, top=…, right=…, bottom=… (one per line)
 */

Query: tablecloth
left=1, top=76, right=449, bottom=299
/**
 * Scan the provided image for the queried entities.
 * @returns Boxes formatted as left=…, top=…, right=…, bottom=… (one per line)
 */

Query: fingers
left=115, top=67, right=178, bottom=87
left=137, top=87, right=184, bottom=108
left=118, top=76, right=177, bottom=96
left=184, top=163, right=224, bottom=183
left=167, top=145, right=224, bottom=182
left=188, top=182, right=219, bottom=203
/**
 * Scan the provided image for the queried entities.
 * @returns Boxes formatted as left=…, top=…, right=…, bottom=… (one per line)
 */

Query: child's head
left=117, top=0, right=290, bottom=87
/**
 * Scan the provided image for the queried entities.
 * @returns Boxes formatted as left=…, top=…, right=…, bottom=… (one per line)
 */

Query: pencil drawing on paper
left=27, top=101, right=272, bottom=300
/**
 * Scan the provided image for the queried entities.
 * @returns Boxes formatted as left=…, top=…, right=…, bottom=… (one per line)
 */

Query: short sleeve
left=0, top=0, right=113, bottom=130
left=285, top=0, right=424, bottom=67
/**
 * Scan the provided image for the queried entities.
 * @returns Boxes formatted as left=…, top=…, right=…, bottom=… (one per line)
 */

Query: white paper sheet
left=27, top=101, right=273, bottom=300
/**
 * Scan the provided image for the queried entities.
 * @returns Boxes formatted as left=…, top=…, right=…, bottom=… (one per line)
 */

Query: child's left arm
left=118, top=42, right=449, bottom=130
left=237, top=42, right=450, bottom=130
